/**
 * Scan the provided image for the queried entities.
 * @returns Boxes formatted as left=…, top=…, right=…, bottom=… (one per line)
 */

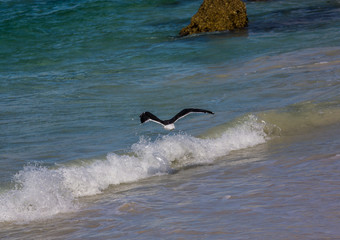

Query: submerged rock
left=179, top=0, right=248, bottom=36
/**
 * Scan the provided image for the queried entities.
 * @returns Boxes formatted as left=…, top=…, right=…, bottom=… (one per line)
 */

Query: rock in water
left=179, top=0, right=248, bottom=36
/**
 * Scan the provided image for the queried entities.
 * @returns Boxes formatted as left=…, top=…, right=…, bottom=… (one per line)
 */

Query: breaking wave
left=0, top=115, right=267, bottom=223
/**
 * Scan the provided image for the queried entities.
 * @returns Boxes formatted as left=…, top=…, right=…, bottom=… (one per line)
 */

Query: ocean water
left=1, top=0, right=340, bottom=239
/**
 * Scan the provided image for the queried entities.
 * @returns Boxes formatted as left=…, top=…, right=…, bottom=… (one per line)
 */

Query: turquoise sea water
left=1, top=0, right=340, bottom=239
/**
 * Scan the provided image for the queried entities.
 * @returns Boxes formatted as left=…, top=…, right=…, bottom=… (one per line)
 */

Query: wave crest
left=0, top=115, right=267, bottom=223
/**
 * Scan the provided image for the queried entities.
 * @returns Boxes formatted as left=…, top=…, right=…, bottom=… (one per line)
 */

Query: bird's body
left=164, top=123, right=175, bottom=131
left=139, top=108, right=214, bottom=130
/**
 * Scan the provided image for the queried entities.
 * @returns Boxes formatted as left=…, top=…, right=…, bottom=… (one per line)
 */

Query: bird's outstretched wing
left=140, top=112, right=165, bottom=125
left=169, top=108, right=214, bottom=124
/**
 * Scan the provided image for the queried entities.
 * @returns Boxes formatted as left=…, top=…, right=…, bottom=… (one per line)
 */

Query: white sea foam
left=0, top=115, right=267, bottom=223
left=0, top=166, right=77, bottom=222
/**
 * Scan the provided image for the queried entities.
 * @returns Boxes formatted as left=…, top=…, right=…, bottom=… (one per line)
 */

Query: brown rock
left=179, top=0, right=248, bottom=36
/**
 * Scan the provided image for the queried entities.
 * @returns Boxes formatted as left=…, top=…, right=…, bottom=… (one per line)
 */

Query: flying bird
left=139, top=108, right=214, bottom=130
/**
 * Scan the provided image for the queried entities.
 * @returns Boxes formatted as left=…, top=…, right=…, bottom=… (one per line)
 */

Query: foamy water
left=0, top=116, right=267, bottom=222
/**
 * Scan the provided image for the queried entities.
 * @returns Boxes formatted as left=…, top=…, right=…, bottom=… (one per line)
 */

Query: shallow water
left=1, top=0, right=340, bottom=239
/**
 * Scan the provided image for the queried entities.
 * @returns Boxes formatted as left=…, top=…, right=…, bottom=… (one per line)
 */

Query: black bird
left=139, top=108, right=214, bottom=130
